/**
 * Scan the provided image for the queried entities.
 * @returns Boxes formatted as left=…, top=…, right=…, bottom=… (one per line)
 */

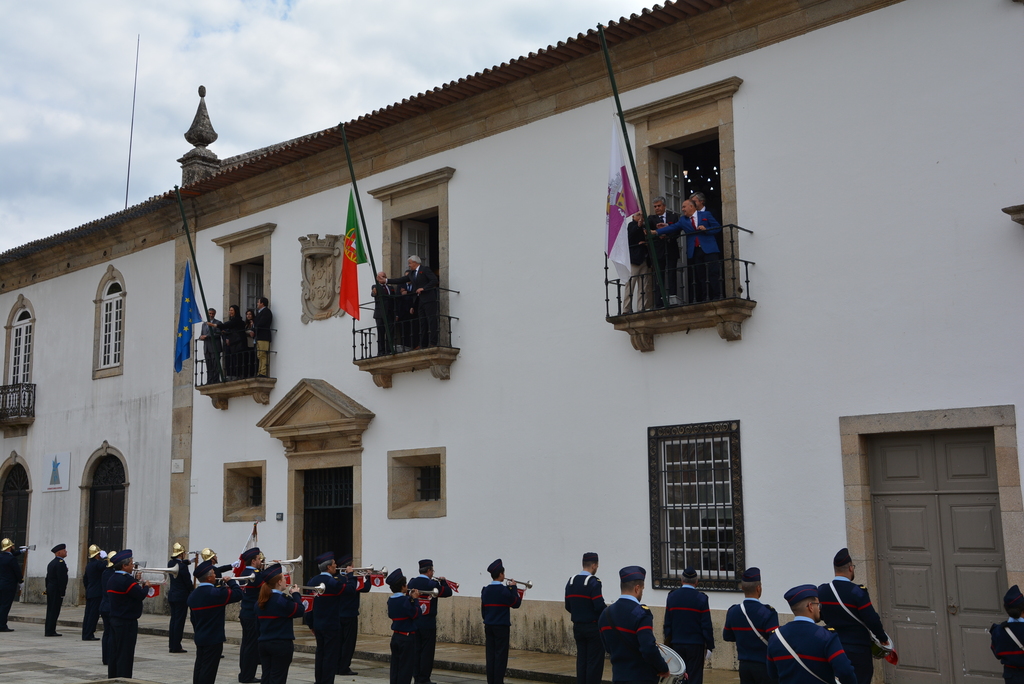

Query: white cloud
left=0, top=0, right=653, bottom=254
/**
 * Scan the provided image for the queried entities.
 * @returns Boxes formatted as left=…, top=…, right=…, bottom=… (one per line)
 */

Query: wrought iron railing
left=352, top=289, right=458, bottom=362
left=605, top=223, right=755, bottom=317
left=193, top=336, right=277, bottom=387
left=0, top=383, right=35, bottom=421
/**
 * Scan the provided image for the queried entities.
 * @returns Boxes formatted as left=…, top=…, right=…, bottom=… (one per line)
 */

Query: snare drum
left=657, top=643, right=686, bottom=684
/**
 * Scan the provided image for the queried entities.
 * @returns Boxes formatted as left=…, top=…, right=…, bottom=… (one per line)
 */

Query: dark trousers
left=415, top=627, right=437, bottom=684
left=168, top=599, right=187, bottom=651
left=259, top=638, right=294, bottom=684
left=0, top=586, right=15, bottom=629
left=44, top=591, right=62, bottom=634
left=418, top=300, right=438, bottom=347
left=239, top=613, right=261, bottom=682
left=688, top=248, right=722, bottom=302
left=390, top=632, right=417, bottom=684
left=376, top=318, right=395, bottom=356
left=1003, top=667, right=1024, bottom=683
left=337, top=616, right=359, bottom=673
left=845, top=644, right=873, bottom=684
left=108, top=617, right=139, bottom=679
left=315, top=629, right=341, bottom=684
left=674, top=644, right=705, bottom=684
left=204, top=349, right=222, bottom=383
left=572, top=622, right=604, bottom=684
left=82, top=597, right=100, bottom=639
left=100, top=612, right=112, bottom=664
left=194, top=642, right=224, bottom=684
left=485, top=624, right=510, bottom=684
left=738, top=660, right=771, bottom=684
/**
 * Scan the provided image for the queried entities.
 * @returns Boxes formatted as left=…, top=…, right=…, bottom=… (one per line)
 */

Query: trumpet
left=507, top=578, right=533, bottom=589
left=300, top=583, right=326, bottom=596
left=411, top=588, right=439, bottom=598
left=214, top=574, right=257, bottom=586
left=135, top=565, right=181, bottom=585
left=350, top=565, right=386, bottom=576
left=270, top=555, right=303, bottom=570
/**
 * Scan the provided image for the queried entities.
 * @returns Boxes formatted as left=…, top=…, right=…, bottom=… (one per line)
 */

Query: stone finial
left=178, top=85, right=221, bottom=185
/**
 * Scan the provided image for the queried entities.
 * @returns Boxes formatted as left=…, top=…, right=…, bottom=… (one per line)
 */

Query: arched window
left=93, top=266, right=126, bottom=379
left=9, top=309, right=32, bottom=384
left=88, top=454, right=125, bottom=552
left=1, top=462, right=30, bottom=578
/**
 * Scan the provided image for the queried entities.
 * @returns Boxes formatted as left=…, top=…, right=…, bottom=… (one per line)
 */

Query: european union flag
left=174, top=261, right=204, bottom=372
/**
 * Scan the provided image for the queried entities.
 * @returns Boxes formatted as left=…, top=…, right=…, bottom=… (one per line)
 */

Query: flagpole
left=598, top=25, right=668, bottom=307
left=339, top=123, right=395, bottom=351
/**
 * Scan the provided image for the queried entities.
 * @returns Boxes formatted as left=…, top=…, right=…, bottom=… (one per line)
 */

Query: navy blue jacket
left=481, top=582, right=522, bottom=626
left=166, top=558, right=193, bottom=603
left=722, top=599, right=778, bottom=663
left=98, top=566, right=116, bottom=613
left=188, top=581, right=243, bottom=646
left=766, top=618, right=856, bottom=684
left=664, top=585, right=714, bottom=649
left=239, top=567, right=264, bottom=619
left=598, top=596, right=668, bottom=683
left=307, top=571, right=344, bottom=632
left=83, top=557, right=106, bottom=600
left=407, top=575, right=453, bottom=629
left=564, top=573, right=606, bottom=624
left=0, top=549, right=23, bottom=591
left=990, top=620, right=1024, bottom=670
left=818, top=579, right=888, bottom=648
left=256, top=591, right=304, bottom=641
left=388, top=593, right=420, bottom=633
left=337, top=572, right=372, bottom=619
left=106, top=571, right=148, bottom=620
left=46, top=556, right=69, bottom=597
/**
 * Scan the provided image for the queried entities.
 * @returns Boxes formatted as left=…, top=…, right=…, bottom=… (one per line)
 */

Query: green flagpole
left=175, top=187, right=225, bottom=380
left=598, top=24, right=668, bottom=308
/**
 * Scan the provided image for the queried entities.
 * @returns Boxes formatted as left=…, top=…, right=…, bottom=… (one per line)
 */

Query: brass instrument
left=300, top=583, right=326, bottom=596
left=135, top=564, right=180, bottom=585
left=270, top=555, right=303, bottom=574
left=411, top=588, right=439, bottom=598
left=507, top=578, right=533, bottom=589
left=350, top=565, right=386, bottom=576
left=214, top=574, right=257, bottom=586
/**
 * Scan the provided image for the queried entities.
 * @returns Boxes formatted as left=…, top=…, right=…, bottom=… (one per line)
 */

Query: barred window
left=649, top=421, right=744, bottom=591
left=417, top=465, right=441, bottom=501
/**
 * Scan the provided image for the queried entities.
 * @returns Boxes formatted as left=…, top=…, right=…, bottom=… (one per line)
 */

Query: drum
left=657, top=643, right=686, bottom=683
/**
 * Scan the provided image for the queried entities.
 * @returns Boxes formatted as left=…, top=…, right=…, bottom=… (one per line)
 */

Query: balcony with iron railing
left=605, top=224, right=756, bottom=351
left=0, top=382, right=35, bottom=437
left=352, top=288, right=460, bottom=388
left=194, top=333, right=277, bottom=409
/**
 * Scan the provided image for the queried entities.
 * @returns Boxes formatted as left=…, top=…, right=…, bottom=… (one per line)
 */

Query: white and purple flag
left=606, top=120, right=639, bottom=283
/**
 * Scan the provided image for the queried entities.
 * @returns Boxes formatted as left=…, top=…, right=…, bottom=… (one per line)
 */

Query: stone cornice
left=623, top=77, right=743, bottom=124
left=211, top=222, right=277, bottom=248
left=368, top=167, right=456, bottom=202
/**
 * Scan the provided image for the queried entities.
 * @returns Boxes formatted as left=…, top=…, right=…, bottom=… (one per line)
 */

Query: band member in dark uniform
left=723, top=567, right=778, bottom=684
left=665, top=566, right=714, bottom=684
left=598, top=566, right=669, bottom=683
left=481, top=559, right=524, bottom=684
left=98, top=551, right=117, bottom=664
left=167, top=542, right=193, bottom=653
left=408, top=559, right=453, bottom=684
left=106, top=549, right=151, bottom=679
left=307, top=551, right=344, bottom=684
left=336, top=553, right=372, bottom=676
left=44, top=543, right=69, bottom=636
left=766, top=585, right=856, bottom=684
left=990, top=585, right=1024, bottom=683
left=564, top=552, right=606, bottom=684
left=255, top=564, right=304, bottom=684
left=387, top=569, right=422, bottom=684
left=0, top=538, right=24, bottom=632
left=188, top=559, right=242, bottom=684
left=238, top=547, right=265, bottom=683
left=818, top=548, right=891, bottom=684
left=82, top=545, right=105, bottom=640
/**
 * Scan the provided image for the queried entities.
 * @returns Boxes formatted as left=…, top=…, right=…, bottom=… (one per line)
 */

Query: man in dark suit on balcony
left=657, top=198, right=722, bottom=302
left=371, top=274, right=397, bottom=356
left=253, top=297, right=273, bottom=376
left=382, top=256, right=439, bottom=348
left=644, top=197, right=679, bottom=307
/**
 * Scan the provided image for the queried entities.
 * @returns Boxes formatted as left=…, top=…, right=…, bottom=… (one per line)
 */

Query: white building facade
left=2, top=0, right=1023, bottom=680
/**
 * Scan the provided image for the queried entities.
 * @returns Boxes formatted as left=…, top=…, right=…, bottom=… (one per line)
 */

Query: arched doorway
left=1, top=463, right=29, bottom=576
left=88, top=455, right=125, bottom=552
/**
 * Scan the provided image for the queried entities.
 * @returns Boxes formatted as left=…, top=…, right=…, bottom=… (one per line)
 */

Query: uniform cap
left=487, top=559, right=504, bottom=575
left=386, top=568, right=404, bottom=585
left=784, top=584, right=818, bottom=606
left=241, top=547, right=261, bottom=563
left=582, top=552, right=599, bottom=564
left=682, top=566, right=698, bottom=580
left=741, top=567, right=761, bottom=582
left=262, top=564, right=283, bottom=582
left=88, top=544, right=101, bottom=558
left=419, top=559, right=433, bottom=569
left=1005, top=585, right=1024, bottom=609
left=315, top=551, right=335, bottom=565
left=111, top=550, right=133, bottom=566
left=619, top=566, right=646, bottom=582
left=833, top=548, right=852, bottom=566
left=51, top=543, right=66, bottom=553
left=338, top=553, right=353, bottom=567
left=195, top=560, right=216, bottom=579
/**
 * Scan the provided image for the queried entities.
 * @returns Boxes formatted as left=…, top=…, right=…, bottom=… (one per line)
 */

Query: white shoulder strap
left=567, top=575, right=576, bottom=587
left=828, top=581, right=883, bottom=648
left=739, top=602, right=769, bottom=645
left=773, top=628, right=837, bottom=684
left=1006, top=624, right=1024, bottom=651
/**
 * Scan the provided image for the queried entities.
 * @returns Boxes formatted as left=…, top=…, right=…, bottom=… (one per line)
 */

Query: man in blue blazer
left=656, top=198, right=722, bottom=302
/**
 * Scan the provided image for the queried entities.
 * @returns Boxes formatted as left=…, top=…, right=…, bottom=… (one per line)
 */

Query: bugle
left=507, top=578, right=533, bottom=589
left=411, top=588, right=439, bottom=598
left=270, top=555, right=303, bottom=568
left=135, top=565, right=181, bottom=585
left=351, top=565, right=386, bottom=576
left=214, top=574, right=257, bottom=586
left=300, top=583, right=326, bottom=596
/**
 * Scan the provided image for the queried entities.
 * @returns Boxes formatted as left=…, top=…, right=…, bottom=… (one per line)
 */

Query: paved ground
left=2, top=602, right=739, bottom=684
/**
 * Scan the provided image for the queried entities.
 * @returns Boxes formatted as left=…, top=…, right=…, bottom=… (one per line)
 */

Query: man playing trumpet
left=237, top=547, right=265, bottom=684
left=408, top=559, right=453, bottom=684
left=336, top=553, right=372, bottom=677
left=307, top=551, right=345, bottom=684
left=481, top=559, right=524, bottom=684
left=168, top=542, right=193, bottom=654
left=387, top=569, right=423, bottom=684
left=188, top=559, right=243, bottom=684
left=106, top=549, right=152, bottom=679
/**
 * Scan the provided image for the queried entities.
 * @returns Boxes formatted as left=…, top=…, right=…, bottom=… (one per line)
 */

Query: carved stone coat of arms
left=298, top=234, right=344, bottom=323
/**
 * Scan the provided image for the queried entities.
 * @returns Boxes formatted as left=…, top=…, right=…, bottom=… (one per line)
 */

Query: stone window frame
left=223, top=460, right=267, bottom=522
left=92, top=265, right=127, bottom=379
left=387, top=447, right=446, bottom=519
left=4, top=294, right=36, bottom=385
left=212, top=223, right=276, bottom=318
left=77, top=441, right=130, bottom=571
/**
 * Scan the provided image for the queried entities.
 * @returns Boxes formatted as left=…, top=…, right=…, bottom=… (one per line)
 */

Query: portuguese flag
left=339, top=190, right=367, bottom=319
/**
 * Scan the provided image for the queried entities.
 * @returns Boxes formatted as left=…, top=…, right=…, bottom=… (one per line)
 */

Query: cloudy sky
left=0, top=0, right=653, bottom=254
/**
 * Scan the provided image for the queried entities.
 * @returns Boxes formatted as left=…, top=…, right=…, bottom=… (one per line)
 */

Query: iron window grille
left=649, top=420, right=744, bottom=591
left=417, top=465, right=442, bottom=501
left=249, top=476, right=263, bottom=507
left=304, top=468, right=353, bottom=509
